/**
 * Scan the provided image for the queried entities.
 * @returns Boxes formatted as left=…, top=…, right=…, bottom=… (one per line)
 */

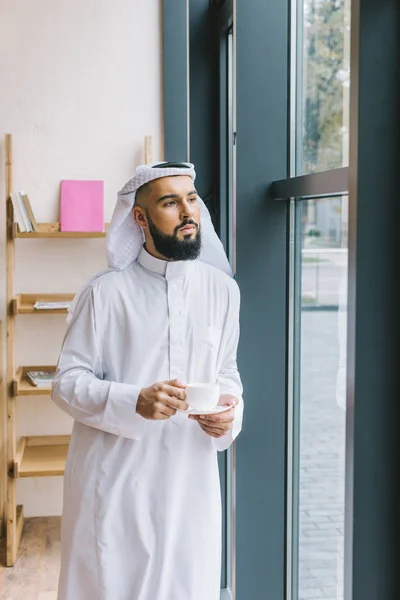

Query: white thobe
left=52, top=247, right=243, bottom=600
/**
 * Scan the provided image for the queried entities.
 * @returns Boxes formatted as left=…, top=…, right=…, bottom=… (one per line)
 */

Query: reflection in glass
left=298, top=0, right=351, bottom=174
left=295, top=197, right=348, bottom=600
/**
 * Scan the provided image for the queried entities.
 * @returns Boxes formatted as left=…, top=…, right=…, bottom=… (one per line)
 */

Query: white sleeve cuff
left=105, top=381, right=147, bottom=440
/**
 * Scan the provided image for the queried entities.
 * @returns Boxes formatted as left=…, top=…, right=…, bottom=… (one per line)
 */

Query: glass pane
left=297, top=0, right=351, bottom=174
left=294, top=197, right=348, bottom=600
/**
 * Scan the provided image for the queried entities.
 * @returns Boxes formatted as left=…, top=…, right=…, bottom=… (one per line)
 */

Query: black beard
left=146, top=213, right=202, bottom=261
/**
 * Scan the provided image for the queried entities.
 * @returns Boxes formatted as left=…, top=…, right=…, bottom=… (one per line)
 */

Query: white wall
left=0, top=0, right=163, bottom=516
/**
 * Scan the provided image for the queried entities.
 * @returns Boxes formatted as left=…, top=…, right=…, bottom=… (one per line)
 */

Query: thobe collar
left=138, top=246, right=194, bottom=278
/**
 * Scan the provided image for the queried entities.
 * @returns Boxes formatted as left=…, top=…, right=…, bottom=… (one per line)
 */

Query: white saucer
left=185, top=405, right=231, bottom=416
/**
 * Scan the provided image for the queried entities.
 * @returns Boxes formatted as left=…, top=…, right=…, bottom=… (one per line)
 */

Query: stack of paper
left=10, top=191, right=38, bottom=232
left=34, top=301, right=71, bottom=310
left=26, top=371, right=56, bottom=388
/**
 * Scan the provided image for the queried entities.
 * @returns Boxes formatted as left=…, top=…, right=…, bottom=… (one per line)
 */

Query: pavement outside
left=298, top=253, right=347, bottom=600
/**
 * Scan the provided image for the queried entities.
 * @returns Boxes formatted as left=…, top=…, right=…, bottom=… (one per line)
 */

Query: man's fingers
left=157, top=390, right=188, bottom=411
left=162, top=384, right=187, bottom=403
left=167, top=396, right=189, bottom=412
left=155, top=402, right=177, bottom=417
left=194, top=408, right=235, bottom=424
left=166, top=396, right=188, bottom=411
left=199, top=423, right=226, bottom=438
left=154, top=412, right=171, bottom=420
left=218, top=394, right=239, bottom=407
left=199, top=420, right=231, bottom=432
left=166, top=379, right=186, bottom=389
left=202, top=423, right=228, bottom=434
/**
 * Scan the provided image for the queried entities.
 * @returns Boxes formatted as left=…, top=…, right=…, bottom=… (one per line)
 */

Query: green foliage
left=307, top=228, right=322, bottom=237
left=302, top=0, right=350, bottom=174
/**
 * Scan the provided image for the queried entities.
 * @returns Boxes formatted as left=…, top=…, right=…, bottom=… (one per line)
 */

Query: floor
left=298, top=311, right=345, bottom=600
left=0, top=517, right=60, bottom=600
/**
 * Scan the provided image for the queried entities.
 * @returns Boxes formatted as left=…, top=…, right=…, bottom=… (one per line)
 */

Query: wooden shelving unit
left=12, top=294, right=75, bottom=315
left=4, top=133, right=107, bottom=566
left=13, top=222, right=107, bottom=238
left=14, top=436, right=70, bottom=478
left=12, top=366, right=56, bottom=396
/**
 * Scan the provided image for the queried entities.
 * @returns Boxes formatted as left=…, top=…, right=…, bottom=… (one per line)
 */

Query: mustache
left=174, top=219, right=199, bottom=235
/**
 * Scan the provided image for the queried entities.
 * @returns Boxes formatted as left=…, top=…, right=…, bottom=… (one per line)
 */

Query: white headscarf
left=67, top=161, right=232, bottom=322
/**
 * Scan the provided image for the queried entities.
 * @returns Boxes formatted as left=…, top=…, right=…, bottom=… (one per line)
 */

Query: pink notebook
left=60, top=180, right=104, bottom=232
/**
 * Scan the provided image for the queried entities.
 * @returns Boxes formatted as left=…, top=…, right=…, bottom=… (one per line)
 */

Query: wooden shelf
left=13, top=222, right=107, bottom=238
left=12, top=294, right=75, bottom=315
left=4, top=133, right=134, bottom=565
left=13, top=436, right=70, bottom=478
left=12, top=366, right=56, bottom=396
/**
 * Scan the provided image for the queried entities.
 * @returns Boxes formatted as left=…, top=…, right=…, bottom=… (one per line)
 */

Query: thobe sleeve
left=214, top=283, right=244, bottom=452
left=51, top=286, right=146, bottom=440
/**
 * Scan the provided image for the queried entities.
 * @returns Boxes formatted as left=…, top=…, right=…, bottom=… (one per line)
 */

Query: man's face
left=134, top=175, right=202, bottom=261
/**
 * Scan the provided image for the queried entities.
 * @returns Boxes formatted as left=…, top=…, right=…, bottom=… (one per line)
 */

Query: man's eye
left=164, top=201, right=176, bottom=207
left=188, top=196, right=198, bottom=203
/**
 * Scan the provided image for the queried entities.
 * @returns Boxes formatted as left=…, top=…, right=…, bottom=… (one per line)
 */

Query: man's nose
left=180, top=200, right=194, bottom=219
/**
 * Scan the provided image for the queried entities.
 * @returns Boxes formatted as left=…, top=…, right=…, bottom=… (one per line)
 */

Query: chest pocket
left=193, top=325, right=223, bottom=355
left=186, top=324, right=223, bottom=386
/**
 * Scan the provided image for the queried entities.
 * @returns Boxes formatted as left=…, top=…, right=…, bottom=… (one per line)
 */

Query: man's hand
left=136, top=380, right=188, bottom=420
left=189, top=394, right=239, bottom=438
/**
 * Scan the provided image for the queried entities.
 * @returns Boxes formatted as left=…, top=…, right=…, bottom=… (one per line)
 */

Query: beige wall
left=0, top=0, right=163, bottom=516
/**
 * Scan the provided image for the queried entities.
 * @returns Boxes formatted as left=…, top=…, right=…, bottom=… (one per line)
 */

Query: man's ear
left=133, top=206, right=148, bottom=229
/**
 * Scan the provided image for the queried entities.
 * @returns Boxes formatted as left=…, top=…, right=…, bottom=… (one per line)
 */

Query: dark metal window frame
left=270, top=167, right=349, bottom=201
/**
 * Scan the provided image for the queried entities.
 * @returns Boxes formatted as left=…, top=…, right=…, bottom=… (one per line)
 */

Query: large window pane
left=301, top=197, right=348, bottom=307
left=294, top=197, right=348, bottom=600
left=297, top=0, right=351, bottom=174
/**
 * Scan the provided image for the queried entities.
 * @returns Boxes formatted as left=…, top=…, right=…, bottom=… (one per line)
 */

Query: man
left=52, top=161, right=243, bottom=600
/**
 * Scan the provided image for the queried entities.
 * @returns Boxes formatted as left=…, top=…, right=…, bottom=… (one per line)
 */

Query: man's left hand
left=189, top=395, right=239, bottom=438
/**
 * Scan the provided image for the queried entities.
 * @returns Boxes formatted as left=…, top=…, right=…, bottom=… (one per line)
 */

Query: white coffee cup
left=185, top=383, right=220, bottom=412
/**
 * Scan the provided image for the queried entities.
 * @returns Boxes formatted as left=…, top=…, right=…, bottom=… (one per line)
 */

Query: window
left=287, top=1, right=351, bottom=598
left=297, top=0, right=351, bottom=174
left=294, top=197, right=348, bottom=600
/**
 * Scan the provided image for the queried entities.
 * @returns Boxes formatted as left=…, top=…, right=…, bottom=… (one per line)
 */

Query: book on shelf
left=60, top=179, right=104, bottom=232
left=26, top=371, right=56, bottom=387
left=34, top=301, right=71, bottom=310
left=10, top=192, right=28, bottom=232
left=9, top=191, right=38, bottom=232
left=20, top=191, right=38, bottom=232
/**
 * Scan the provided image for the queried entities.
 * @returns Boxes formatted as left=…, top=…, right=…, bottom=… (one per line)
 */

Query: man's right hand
left=136, top=380, right=188, bottom=420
